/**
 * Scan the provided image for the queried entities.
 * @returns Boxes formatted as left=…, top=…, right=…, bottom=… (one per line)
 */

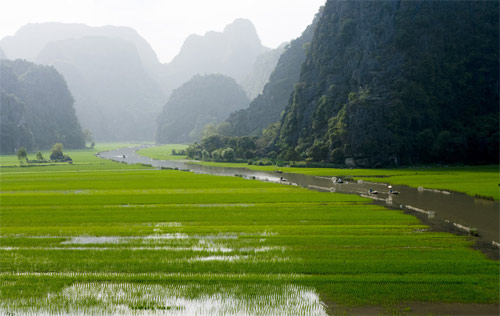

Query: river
left=98, top=145, right=499, bottom=259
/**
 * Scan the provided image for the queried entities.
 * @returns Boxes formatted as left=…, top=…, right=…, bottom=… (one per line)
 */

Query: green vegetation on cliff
left=277, top=0, right=499, bottom=167
left=224, top=8, right=322, bottom=137
left=0, top=59, right=85, bottom=154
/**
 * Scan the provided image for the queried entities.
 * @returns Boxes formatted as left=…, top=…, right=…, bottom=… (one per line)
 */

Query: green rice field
left=138, top=145, right=500, bottom=200
left=1, top=146, right=499, bottom=315
left=138, top=144, right=188, bottom=161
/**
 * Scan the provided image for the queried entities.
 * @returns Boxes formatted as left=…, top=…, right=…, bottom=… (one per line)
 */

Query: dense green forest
left=156, top=74, right=249, bottom=144
left=0, top=59, right=84, bottom=154
left=223, top=8, right=322, bottom=137
left=276, top=0, right=499, bottom=166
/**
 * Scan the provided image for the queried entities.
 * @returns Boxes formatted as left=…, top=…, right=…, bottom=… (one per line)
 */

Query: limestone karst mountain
left=156, top=74, right=249, bottom=144
left=277, top=0, right=499, bottom=166
left=36, top=36, right=165, bottom=141
left=224, top=8, right=322, bottom=137
left=241, top=43, right=287, bottom=100
left=0, top=59, right=85, bottom=153
left=0, top=47, right=6, bottom=60
left=1, top=23, right=165, bottom=141
left=159, top=19, right=269, bottom=98
left=0, top=22, right=161, bottom=76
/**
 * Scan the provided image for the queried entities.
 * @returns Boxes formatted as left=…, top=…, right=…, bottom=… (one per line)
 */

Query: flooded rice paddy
left=101, top=146, right=499, bottom=253
left=1, top=146, right=498, bottom=315
left=2, top=282, right=327, bottom=316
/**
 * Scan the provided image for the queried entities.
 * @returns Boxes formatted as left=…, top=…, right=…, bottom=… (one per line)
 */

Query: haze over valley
left=1, top=0, right=496, bottom=166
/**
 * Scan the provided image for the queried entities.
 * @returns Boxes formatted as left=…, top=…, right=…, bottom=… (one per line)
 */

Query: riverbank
left=137, top=145, right=499, bottom=200
left=131, top=145, right=500, bottom=256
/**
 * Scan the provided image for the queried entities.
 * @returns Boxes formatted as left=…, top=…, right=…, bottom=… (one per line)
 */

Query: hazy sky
left=0, top=0, right=325, bottom=63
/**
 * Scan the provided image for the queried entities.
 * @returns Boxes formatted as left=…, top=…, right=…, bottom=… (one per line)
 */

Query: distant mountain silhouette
left=159, top=19, right=269, bottom=97
left=36, top=36, right=165, bottom=141
left=1, top=20, right=286, bottom=141
left=0, top=22, right=161, bottom=76
left=241, top=43, right=287, bottom=100
left=156, top=74, right=249, bottom=144
left=224, top=8, right=322, bottom=137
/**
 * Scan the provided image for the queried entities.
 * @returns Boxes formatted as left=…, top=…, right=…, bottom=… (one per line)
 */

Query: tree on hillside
left=16, top=147, right=27, bottom=164
left=83, top=129, right=93, bottom=147
left=222, top=147, right=235, bottom=161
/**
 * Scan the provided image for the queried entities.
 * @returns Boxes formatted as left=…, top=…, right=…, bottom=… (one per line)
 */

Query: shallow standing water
left=99, top=145, right=499, bottom=257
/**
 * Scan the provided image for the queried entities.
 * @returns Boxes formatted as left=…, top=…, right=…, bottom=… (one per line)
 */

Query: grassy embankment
left=0, top=144, right=498, bottom=314
left=138, top=144, right=500, bottom=200
left=136, top=144, right=189, bottom=161
left=0, top=143, right=144, bottom=170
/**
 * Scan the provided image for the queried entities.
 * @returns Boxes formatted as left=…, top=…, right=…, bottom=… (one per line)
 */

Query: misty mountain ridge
left=156, top=74, right=249, bottom=144
left=0, top=22, right=161, bottom=76
left=36, top=36, right=165, bottom=141
left=159, top=18, right=270, bottom=98
left=1, top=19, right=283, bottom=141
left=225, top=7, right=323, bottom=137
left=241, top=42, right=287, bottom=100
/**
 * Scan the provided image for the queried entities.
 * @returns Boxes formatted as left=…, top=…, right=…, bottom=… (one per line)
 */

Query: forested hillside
left=0, top=59, right=84, bottom=154
left=156, top=74, right=249, bottom=144
left=224, top=8, right=322, bottom=137
left=277, top=0, right=499, bottom=166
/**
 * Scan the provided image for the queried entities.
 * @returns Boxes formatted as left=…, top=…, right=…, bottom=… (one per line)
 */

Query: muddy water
left=98, top=146, right=499, bottom=257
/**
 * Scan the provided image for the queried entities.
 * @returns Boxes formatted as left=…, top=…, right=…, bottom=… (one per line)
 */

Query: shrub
left=222, top=148, right=236, bottom=161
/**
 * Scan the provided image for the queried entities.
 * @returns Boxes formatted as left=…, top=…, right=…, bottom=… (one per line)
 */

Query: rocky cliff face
left=278, top=0, right=499, bottom=166
left=225, top=8, right=322, bottom=137
left=241, top=43, right=287, bottom=100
